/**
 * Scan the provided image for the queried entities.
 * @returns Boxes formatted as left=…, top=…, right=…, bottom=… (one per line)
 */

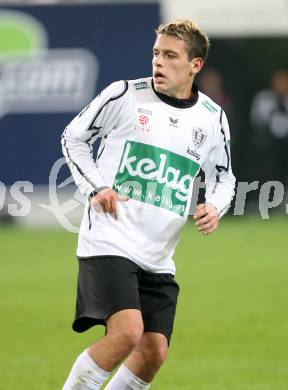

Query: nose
left=153, top=53, right=163, bottom=67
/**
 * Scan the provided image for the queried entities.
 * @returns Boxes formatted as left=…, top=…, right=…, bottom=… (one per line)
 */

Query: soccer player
left=61, top=19, right=235, bottom=389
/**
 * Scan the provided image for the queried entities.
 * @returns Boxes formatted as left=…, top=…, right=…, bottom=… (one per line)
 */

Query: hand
left=90, top=188, right=128, bottom=219
left=193, top=203, right=219, bottom=236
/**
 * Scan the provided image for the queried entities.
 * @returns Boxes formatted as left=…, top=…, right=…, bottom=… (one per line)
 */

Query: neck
left=151, top=80, right=199, bottom=109
left=171, top=84, right=194, bottom=99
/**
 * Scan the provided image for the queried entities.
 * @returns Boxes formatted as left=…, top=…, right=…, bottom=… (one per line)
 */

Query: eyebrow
left=153, top=48, right=179, bottom=56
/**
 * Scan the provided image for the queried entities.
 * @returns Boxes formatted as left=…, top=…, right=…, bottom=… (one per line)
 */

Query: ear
left=190, top=58, right=204, bottom=76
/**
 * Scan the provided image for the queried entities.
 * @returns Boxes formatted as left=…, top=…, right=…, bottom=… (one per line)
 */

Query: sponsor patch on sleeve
left=134, top=81, right=149, bottom=90
left=202, top=100, right=218, bottom=113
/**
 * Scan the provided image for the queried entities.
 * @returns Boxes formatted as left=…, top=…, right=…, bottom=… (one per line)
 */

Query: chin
left=153, top=83, right=167, bottom=93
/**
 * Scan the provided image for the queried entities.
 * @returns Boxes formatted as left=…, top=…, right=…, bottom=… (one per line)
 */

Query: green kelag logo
left=113, top=141, right=200, bottom=216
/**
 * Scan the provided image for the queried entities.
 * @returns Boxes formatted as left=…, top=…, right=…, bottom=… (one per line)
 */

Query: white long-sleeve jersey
left=62, top=77, right=235, bottom=274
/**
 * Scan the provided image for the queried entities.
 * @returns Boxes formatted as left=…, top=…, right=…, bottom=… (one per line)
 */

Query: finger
left=110, top=197, right=118, bottom=220
left=193, top=203, right=206, bottom=219
left=197, top=221, right=214, bottom=232
left=200, top=219, right=218, bottom=233
left=194, top=208, right=208, bottom=220
left=198, top=216, right=218, bottom=230
left=108, top=196, right=117, bottom=214
left=196, top=203, right=206, bottom=211
left=101, top=198, right=112, bottom=213
left=117, top=194, right=129, bottom=202
left=195, top=214, right=216, bottom=227
left=202, top=225, right=217, bottom=236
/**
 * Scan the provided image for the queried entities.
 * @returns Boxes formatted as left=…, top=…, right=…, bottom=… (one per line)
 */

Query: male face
left=152, top=34, right=203, bottom=99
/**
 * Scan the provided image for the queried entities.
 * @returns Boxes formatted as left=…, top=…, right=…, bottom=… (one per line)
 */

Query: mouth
left=153, top=71, right=166, bottom=83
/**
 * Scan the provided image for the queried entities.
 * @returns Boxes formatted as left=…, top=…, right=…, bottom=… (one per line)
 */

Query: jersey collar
left=151, top=79, right=199, bottom=108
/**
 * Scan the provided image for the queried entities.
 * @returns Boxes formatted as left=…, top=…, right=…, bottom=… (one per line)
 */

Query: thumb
left=117, top=194, right=129, bottom=202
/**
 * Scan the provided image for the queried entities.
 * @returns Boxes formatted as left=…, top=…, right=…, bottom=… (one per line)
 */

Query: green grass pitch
left=0, top=217, right=287, bottom=389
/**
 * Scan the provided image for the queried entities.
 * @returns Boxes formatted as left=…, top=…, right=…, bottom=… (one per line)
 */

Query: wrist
left=88, top=186, right=110, bottom=201
left=88, top=190, right=97, bottom=201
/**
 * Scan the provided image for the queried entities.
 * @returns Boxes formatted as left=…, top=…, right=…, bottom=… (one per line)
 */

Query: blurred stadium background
left=0, top=1, right=288, bottom=389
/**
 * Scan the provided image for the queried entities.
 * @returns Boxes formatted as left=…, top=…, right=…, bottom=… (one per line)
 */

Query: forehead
left=153, top=34, right=187, bottom=54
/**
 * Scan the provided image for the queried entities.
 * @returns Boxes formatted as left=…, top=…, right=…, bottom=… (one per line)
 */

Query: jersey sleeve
left=61, top=80, right=128, bottom=197
left=202, top=109, right=236, bottom=218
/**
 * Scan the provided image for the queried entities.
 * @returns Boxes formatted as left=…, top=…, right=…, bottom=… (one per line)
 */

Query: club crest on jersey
left=192, top=127, right=207, bottom=149
left=187, top=128, right=207, bottom=161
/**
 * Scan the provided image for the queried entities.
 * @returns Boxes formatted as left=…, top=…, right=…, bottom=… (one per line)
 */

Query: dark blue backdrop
left=0, top=3, right=160, bottom=185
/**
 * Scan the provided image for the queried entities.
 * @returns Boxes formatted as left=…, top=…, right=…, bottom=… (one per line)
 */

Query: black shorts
left=73, top=255, right=180, bottom=344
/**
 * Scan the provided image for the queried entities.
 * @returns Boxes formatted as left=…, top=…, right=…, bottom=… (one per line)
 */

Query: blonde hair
left=155, top=18, right=210, bottom=62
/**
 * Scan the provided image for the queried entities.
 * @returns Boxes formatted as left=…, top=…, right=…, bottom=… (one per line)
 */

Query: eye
left=167, top=53, right=176, bottom=59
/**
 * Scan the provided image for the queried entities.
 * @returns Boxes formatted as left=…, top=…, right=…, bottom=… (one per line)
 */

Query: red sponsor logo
left=139, top=114, right=149, bottom=125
